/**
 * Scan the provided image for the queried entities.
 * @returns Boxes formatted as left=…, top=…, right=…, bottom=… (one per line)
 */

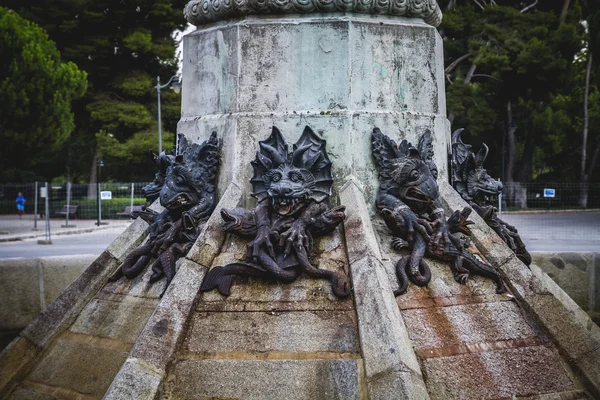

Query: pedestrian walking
left=16, top=192, right=26, bottom=218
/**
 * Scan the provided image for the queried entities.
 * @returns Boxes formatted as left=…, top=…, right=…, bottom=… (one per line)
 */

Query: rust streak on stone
left=60, top=331, right=133, bottom=353
left=179, top=350, right=362, bottom=361
left=22, top=380, right=97, bottom=400
left=197, top=301, right=354, bottom=312
left=416, top=337, right=545, bottom=359
left=398, top=293, right=513, bottom=310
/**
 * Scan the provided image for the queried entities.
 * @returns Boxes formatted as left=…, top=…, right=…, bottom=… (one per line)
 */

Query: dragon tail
left=462, top=251, right=507, bottom=294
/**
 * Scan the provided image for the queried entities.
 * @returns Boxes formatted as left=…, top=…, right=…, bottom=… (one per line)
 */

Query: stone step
left=373, top=218, right=590, bottom=399
left=168, top=358, right=364, bottom=400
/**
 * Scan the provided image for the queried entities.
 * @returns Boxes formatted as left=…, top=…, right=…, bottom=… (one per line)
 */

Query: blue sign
left=100, top=191, right=112, bottom=200
left=543, top=188, right=555, bottom=198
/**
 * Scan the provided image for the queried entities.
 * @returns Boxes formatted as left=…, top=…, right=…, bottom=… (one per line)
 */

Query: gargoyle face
left=160, top=165, right=200, bottom=210
left=392, top=157, right=439, bottom=206
left=467, top=168, right=503, bottom=205
left=265, top=164, right=316, bottom=216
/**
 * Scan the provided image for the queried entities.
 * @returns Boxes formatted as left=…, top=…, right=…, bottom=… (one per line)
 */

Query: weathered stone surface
left=184, top=311, right=359, bottom=354
left=339, top=178, right=382, bottom=262
left=28, top=338, right=129, bottom=398
left=402, top=301, right=536, bottom=351
left=524, top=294, right=600, bottom=362
left=351, top=255, right=429, bottom=399
left=0, top=338, right=38, bottom=398
left=104, top=357, right=164, bottom=400
left=129, top=259, right=207, bottom=370
left=101, top=255, right=165, bottom=299
left=20, top=251, right=119, bottom=349
left=70, top=296, right=158, bottom=344
left=8, top=386, right=56, bottom=400
left=105, top=218, right=150, bottom=262
left=532, top=252, right=594, bottom=311
left=171, top=359, right=361, bottom=400
left=0, top=261, right=41, bottom=330
left=423, top=346, right=575, bottom=400
left=41, top=255, right=93, bottom=308
left=186, top=180, right=243, bottom=267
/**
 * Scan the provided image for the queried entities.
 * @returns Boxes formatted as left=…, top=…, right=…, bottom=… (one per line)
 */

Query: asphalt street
left=0, top=212, right=597, bottom=259
left=0, top=227, right=123, bottom=259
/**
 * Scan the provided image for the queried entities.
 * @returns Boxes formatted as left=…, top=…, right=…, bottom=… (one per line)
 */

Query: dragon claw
left=391, top=237, right=409, bottom=250
left=454, top=272, right=469, bottom=285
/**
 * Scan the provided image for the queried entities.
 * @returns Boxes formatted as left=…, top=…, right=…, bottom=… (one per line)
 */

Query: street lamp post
left=154, top=75, right=181, bottom=154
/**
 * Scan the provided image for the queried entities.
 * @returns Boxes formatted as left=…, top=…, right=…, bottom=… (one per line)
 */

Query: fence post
left=38, top=182, right=52, bottom=245
left=33, top=181, right=39, bottom=231
left=96, top=181, right=101, bottom=226
left=498, top=178, right=502, bottom=216
left=61, top=181, right=76, bottom=228
left=130, top=182, right=135, bottom=219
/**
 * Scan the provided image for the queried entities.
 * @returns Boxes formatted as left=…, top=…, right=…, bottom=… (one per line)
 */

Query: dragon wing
left=293, top=126, right=333, bottom=203
left=372, top=128, right=401, bottom=182
left=451, top=128, right=471, bottom=185
left=192, top=131, right=219, bottom=194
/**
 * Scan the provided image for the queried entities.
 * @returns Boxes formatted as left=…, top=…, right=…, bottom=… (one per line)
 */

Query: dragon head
left=159, top=132, right=219, bottom=211
left=142, top=149, right=175, bottom=202
left=251, top=126, right=333, bottom=216
left=372, top=128, right=439, bottom=208
left=451, top=129, right=502, bottom=205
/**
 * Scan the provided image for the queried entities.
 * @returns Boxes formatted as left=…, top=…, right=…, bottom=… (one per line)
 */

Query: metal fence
left=500, top=182, right=600, bottom=211
left=0, top=182, right=151, bottom=233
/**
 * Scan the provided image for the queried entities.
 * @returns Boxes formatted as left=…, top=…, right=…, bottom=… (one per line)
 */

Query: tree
left=441, top=1, right=585, bottom=207
left=2, top=0, right=187, bottom=182
left=0, top=7, right=87, bottom=182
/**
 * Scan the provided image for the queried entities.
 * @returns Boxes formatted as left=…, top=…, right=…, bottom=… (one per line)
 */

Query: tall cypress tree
left=2, top=0, right=187, bottom=181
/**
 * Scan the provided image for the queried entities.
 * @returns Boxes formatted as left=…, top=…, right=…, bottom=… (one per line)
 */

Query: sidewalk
left=0, top=214, right=133, bottom=243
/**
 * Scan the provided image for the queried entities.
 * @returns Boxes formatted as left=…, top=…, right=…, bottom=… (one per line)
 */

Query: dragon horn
left=259, top=143, right=285, bottom=166
left=451, top=128, right=465, bottom=145
left=291, top=144, right=312, bottom=168
left=474, top=143, right=489, bottom=167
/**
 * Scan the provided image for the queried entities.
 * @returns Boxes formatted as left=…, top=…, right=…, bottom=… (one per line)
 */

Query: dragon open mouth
left=406, top=187, right=433, bottom=204
left=271, top=196, right=307, bottom=216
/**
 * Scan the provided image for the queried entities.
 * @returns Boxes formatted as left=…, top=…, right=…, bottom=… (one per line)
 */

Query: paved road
left=500, top=211, right=600, bottom=252
left=0, top=211, right=598, bottom=259
left=0, top=227, right=124, bottom=259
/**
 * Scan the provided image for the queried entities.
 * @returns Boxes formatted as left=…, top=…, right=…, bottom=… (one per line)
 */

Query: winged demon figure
left=451, top=129, right=531, bottom=265
left=372, top=128, right=507, bottom=295
left=109, top=132, right=220, bottom=296
left=200, top=126, right=350, bottom=298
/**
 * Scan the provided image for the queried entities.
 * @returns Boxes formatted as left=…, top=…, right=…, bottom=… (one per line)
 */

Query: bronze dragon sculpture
left=109, top=132, right=220, bottom=296
left=200, top=126, right=350, bottom=298
left=372, top=128, right=507, bottom=295
left=451, top=129, right=531, bottom=266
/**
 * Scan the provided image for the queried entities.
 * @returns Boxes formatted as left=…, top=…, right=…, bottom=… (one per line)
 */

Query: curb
left=0, top=222, right=132, bottom=243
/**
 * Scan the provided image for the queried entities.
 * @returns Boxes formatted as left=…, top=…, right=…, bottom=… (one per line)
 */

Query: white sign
left=100, top=191, right=112, bottom=200
left=543, top=188, right=555, bottom=198
left=40, top=187, right=47, bottom=198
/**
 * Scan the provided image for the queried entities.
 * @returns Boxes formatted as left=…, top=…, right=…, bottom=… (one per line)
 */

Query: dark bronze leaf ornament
left=372, top=128, right=507, bottom=295
left=200, top=126, right=350, bottom=298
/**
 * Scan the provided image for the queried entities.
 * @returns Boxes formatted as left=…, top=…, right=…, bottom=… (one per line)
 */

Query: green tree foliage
left=441, top=0, right=589, bottom=183
left=0, top=7, right=87, bottom=181
left=2, top=0, right=187, bottom=182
